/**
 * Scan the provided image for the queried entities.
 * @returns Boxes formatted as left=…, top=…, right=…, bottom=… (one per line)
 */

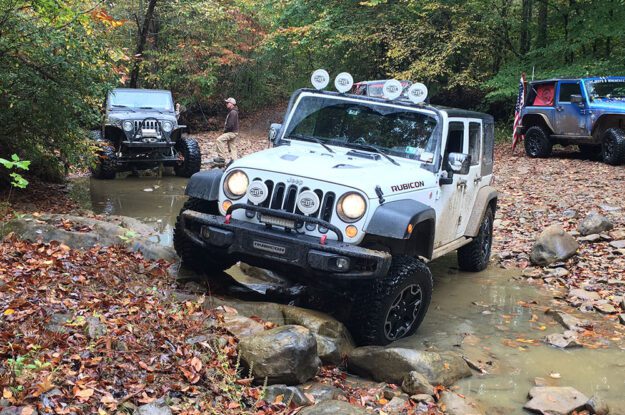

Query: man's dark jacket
left=224, top=107, right=239, bottom=133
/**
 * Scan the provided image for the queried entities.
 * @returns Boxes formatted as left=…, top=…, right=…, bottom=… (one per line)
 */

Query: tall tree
left=129, top=0, right=157, bottom=88
left=519, top=0, right=532, bottom=55
left=535, top=0, right=548, bottom=49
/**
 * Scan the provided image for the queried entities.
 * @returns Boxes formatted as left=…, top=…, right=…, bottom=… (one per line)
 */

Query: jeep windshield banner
left=585, top=79, right=625, bottom=101
left=283, top=95, right=440, bottom=162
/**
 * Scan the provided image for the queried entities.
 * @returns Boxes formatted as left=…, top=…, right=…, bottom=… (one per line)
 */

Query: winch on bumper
left=180, top=204, right=391, bottom=279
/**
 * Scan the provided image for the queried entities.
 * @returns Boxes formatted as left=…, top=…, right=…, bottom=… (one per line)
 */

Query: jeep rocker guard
left=519, top=77, right=625, bottom=165
left=174, top=72, right=498, bottom=345
left=91, top=88, right=201, bottom=179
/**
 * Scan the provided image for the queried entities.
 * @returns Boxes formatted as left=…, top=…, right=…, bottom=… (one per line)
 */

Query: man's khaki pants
left=216, top=132, right=239, bottom=161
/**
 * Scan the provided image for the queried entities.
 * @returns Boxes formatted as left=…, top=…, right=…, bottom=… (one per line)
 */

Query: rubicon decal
left=391, top=181, right=425, bottom=192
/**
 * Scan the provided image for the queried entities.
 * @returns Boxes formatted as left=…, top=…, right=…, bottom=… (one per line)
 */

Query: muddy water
left=70, top=176, right=188, bottom=245
left=71, top=177, right=625, bottom=412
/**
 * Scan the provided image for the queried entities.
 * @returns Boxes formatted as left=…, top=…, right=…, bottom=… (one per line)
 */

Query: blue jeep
left=519, top=77, right=625, bottom=165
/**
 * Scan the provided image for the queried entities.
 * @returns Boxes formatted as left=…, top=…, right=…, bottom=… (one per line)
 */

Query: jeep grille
left=250, top=179, right=336, bottom=224
left=134, top=120, right=162, bottom=133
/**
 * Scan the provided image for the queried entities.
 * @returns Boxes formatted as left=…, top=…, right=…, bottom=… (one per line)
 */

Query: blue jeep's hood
left=588, top=99, right=625, bottom=112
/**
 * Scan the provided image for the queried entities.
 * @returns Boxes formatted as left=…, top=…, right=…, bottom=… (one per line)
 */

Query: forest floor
left=2, top=124, right=625, bottom=414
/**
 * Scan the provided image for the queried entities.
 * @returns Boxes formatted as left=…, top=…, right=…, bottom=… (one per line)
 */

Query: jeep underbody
left=174, top=87, right=497, bottom=345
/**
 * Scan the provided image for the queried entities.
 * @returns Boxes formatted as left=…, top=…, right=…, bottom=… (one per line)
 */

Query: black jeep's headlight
left=122, top=121, right=133, bottom=132
left=224, top=170, right=249, bottom=199
left=337, top=192, right=366, bottom=222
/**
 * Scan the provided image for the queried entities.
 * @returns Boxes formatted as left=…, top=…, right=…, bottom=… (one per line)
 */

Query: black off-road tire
left=174, top=137, right=202, bottom=177
left=457, top=206, right=494, bottom=272
left=91, top=144, right=117, bottom=180
left=524, top=126, right=552, bottom=158
left=347, top=256, right=433, bottom=346
left=579, top=144, right=602, bottom=160
left=173, top=197, right=235, bottom=275
left=601, top=128, right=625, bottom=166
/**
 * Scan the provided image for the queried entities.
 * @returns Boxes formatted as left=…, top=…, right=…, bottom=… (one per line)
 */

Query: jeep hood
left=232, top=144, right=438, bottom=198
left=589, top=99, right=625, bottom=112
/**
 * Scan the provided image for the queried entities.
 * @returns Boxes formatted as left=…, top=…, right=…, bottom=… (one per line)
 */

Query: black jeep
left=91, top=88, right=201, bottom=179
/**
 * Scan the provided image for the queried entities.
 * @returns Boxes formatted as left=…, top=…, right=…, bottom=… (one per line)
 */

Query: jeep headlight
left=122, top=121, right=134, bottom=132
left=337, top=192, right=366, bottom=222
left=162, top=121, right=173, bottom=132
left=224, top=170, right=249, bottom=199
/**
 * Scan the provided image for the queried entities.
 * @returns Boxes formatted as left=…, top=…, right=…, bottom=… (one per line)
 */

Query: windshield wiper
left=344, top=143, right=400, bottom=166
left=111, top=104, right=135, bottom=112
left=288, top=133, right=335, bottom=153
left=140, top=106, right=163, bottom=114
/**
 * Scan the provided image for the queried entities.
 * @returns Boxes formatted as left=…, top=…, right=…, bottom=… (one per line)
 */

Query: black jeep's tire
left=601, top=128, right=625, bottom=166
left=457, top=206, right=494, bottom=272
left=173, top=197, right=235, bottom=275
left=347, top=255, right=433, bottom=346
left=91, top=144, right=117, bottom=180
left=524, top=126, right=552, bottom=158
left=174, top=137, right=202, bottom=177
left=579, top=144, right=602, bottom=160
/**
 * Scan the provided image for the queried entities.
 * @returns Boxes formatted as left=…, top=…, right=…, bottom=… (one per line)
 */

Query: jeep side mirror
left=447, top=152, right=471, bottom=175
left=570, top=94, right=584, bottom=105
left=269, top=123, right=282, bottom=143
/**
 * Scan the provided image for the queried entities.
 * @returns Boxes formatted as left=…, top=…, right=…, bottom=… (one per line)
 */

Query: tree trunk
left=520, top=0, right=532, bottom=55
left=129, top=0, right=158, bottom=88
left=535, top=0, right=548, bottom=49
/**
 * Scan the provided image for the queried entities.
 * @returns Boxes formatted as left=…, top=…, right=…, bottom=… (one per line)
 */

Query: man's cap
left=225, top=97, right=236, bottom=105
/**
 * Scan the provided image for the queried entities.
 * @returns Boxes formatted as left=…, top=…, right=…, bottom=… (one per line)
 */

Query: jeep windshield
left=585, top=80, right=625, bottom=101
left=108, top=90, right=174, bottom=111
left=283, top=94, right=440, bottom=163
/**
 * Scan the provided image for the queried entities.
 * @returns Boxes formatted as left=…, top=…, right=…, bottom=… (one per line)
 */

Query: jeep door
left=555, top=81, right=590, bottom=135
left=456, top=120, right=483, bottom=237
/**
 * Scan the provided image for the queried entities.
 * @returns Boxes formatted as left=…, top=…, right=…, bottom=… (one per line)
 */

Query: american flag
left=512, top=73, right=526, bottom=150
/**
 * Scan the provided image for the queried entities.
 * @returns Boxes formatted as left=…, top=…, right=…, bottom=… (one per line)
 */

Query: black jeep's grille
left=252, top=179, right=336, bottom=223
left=134, top=120, right=162, bottom=132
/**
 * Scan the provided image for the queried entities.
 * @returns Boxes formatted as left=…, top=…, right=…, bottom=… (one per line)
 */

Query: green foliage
left=0, top=154, right=30, bottom=188
left=0, top=0, right=119, bottom=181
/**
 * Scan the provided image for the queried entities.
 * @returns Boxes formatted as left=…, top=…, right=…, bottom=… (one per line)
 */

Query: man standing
left=215, top=97, right=239, bottom=164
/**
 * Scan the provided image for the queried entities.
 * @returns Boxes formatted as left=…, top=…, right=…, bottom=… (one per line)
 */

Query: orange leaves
left=180, top=356, right=203, bottom=384
left=91, top=9, right=125, bottom=28
left=73, top=387, right=94, bottom=402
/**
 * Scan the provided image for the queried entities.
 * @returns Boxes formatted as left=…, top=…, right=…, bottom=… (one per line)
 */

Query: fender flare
left=464, top=186, right=498, bottom=237
left=522, top=113, right=555, bottom=134
left=365, top=200, right=436, bottom=259
left=185, top=170, right=223, bottom=201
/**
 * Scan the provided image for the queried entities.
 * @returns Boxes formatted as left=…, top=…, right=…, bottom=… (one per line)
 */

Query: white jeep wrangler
left=174, top=75, right=497, bottom=346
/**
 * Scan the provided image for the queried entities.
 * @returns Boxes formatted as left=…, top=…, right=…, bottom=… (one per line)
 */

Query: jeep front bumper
left=180, top=209, right=392, bottom=279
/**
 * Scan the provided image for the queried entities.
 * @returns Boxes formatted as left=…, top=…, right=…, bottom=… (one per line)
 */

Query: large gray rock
left=524, top=386, right=588, bottom=415
left=221, top=314, right=264, bottom=338
left=1, top=214, right=176, bottom=262
left=347, top=346, right=471, bottom=386
left=238, top=325, right=321, bottom=385
left=530, top=225, right=579, bottom=266
left=546, top=310, right=589, bottom=331
left=578, top=212, right=614, bottom=236
left=296, top=383, right=344, bottom=403
left=298, top=400, right=367, bottom=415
left=136, top=398, right=172, bottom=415
left=544, top=331, right=582, bottom=349
left=263, top=384, right=310, bottom=406
left=439, top=392, right=485, bottom=415
left=205, top=297, right=353, bottom=365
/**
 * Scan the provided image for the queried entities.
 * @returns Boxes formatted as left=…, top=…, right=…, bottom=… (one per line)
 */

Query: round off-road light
left=383, top=79, right=403, bottom=100
left=162, top=121, right=173, bottom=132
left=345, top=225, right=358, bottom=238
left=247, top=181, right=269, bottom=205
left=337, top=192, right=366, bottom=222
left=122, top=121, right=133, bottom=132
left=334, top=72, right=354, bottom=93
left=224, top=170, right=248, bottom=199
left=311, top=69, right=330, bottom=90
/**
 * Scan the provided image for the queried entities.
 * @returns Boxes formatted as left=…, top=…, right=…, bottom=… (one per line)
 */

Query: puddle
left=69, top=176, right=625, bottom=411
left=70, top=176, right=188, bottom=246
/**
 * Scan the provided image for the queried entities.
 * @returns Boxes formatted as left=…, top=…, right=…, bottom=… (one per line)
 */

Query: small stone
left=264, top=385, right=311, bottom=406
left=546, top=310, right=589, bottom=331
left=586, top=394, right=610, bottom=415
left=578, top=234, right=601, bottom=242
left=562, top=209, right=578, bottom=218
left=222, top=314, right=264, bottom=338
left=530, top=225, right=579, bottom=266
left=86, top=316, right=107, bottom=339
left=578, top=212, right=614, bottom=236
left=383, top=396, right=409, bottom=413
left=609, top=229, right=625, bottom=240
left=440, top=392, right=485, bottom=415
left=136, top=398, right=172, bottom=415
left=401, top=371, right=435, bottom=396
left=522, top=268, right=543, bottom=278
left=411, top=394, right=434, bottom=404
left=607, top=279, right=625, bottom=286
left=619, top=314, right=625, bottom=325
left=544, top=332, right=581, bottom=349
left=599, top=204, right=621, bottom=212
left=297, top=383, right=344, bottom=403
left=524, top=386, right=588, bottom=415
left=594, top=303, right=617, bottom=314
left=546, top=268, right=570, bottom=278
left=609, top=240, right=625, bottom=249
left=568, top=288, right=601, bottom=301
left=298, top=400, right=367, bottom=415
